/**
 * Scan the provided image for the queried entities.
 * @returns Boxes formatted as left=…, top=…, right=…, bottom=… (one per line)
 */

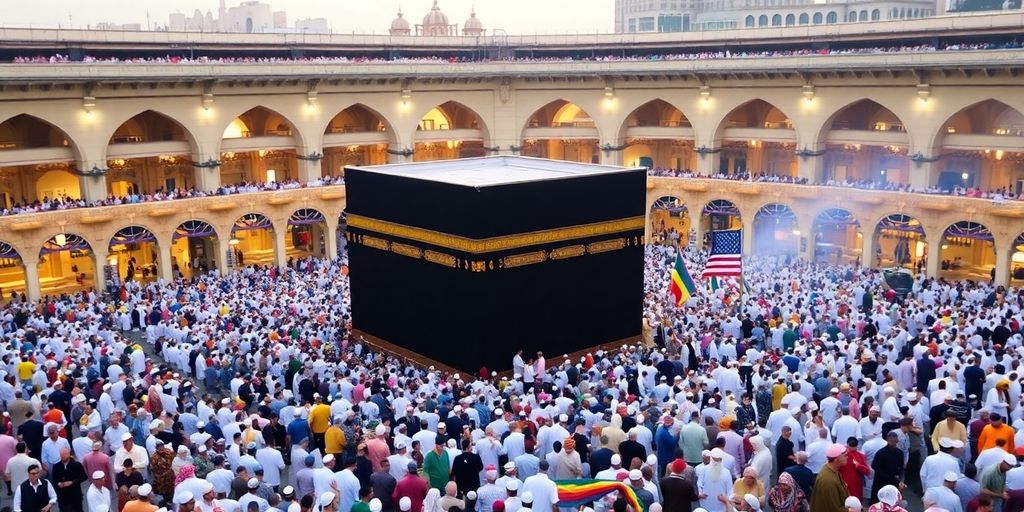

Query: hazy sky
left=3, top=0, right=616, bottom=34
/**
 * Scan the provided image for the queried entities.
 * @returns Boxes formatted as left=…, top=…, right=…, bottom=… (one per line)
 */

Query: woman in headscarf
left=868, top=485, right=908, bottom=512
left=172, top=445, right=193, bottom=477
left=766, top=472, right=808, bottom=512
left=422, top=488, right=442, bottom=512
left=748, top=435, right=773, bottom=484
left=174, top=463, right=196, bottom=487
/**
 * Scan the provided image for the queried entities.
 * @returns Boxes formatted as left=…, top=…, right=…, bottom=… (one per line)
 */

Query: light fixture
left=54, top=233, right=67, bottom=247
left=604, top=85, right=615, bottom=98
left=82, top=96, right=96, bottom=114
left=699, top=85, right=711, bottom=102
left=802, top=84, right=815, bottom=103
left=792, top=229, right=802, bottom=236
left=306, top=90, right=319, bottom=108
left=229, top=238, right=240, bottom=246
left=400, top=89, right=412, bottom=105
left=961, top=172, right=969, bottom=180
left=916, top=83, right=931, bottom=104
left=202, top=91, right=214, bottom=111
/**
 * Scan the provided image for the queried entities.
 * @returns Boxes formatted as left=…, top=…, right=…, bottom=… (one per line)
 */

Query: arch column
left=387, top=145, right=413, bottom=164
left=93, top=244, right=109, bottom=295
left=23, top=254, right=40, bottom=302
left=861, top=228, right=875, bottom=269
left=925, top=229, right=942, bottom=277
left=693, top=214, right=705, bottom=250
left=215, top=236, right=230, bottom=276
left=601, top=147, right=624, bottom=166
left=742, top=216, right=755, bottom=257
left=910, top=159, right=940, bottom=190
left=157, top=236, right=174, bottom=282
left=193, top=159, right=222, bottom=192
left=995, top=241, right=1013, bottom=287
left=78, top=168, right=109, bottom=203
left=797, top=154, right=824, bottom=183
left=297, top=154, right=324, bottom=183
left=273, top=228, right=287, bottom=268
left=325, top=216, right=339, bottom=259
left=695, top=150, right=717, bottom=175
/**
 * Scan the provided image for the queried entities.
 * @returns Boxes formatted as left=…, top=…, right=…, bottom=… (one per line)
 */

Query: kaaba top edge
left=349, top=155, right=643, bottom=188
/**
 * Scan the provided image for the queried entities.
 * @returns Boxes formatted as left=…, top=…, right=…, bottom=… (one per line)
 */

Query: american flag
left=702, top=229, right=743, bottom=278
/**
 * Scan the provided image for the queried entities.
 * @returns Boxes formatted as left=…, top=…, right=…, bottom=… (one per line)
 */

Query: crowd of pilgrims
left=1, top=240, right=1023, bottom=512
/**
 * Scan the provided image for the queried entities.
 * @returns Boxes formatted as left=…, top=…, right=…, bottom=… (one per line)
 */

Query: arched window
left=772, top=13, right=782, bottom=25
left=799, top=13, right=809, bottom=24
left=759, top=14, right=769, bottom=25
left=871, top=9, right=880, bottom=20
left=848, top=11, right=857, bottom=21
left=745, top=15, right=755, bottom=27
left=785, top=13, right=795, bottom=24
left=826, top=11, right=838, bottom=23
left=859, top=9, right=868, bottom=20
left=890, top=7, right=898, bottom=18
left=813, top=12, right=823, bottom=23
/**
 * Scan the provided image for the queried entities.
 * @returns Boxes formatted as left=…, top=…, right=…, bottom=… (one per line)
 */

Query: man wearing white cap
left=255, top=442, right=286, bottom=492
left=86, top=471, right=111, bottom=512
left=927, top=472, right=964, bottom=512
left=979, top=453, right=1015, bottom=511
left=388, top=442, right=414, bottom=481
left=843, top=496, right=862, bottom=512
left=122, top=483, right=154, bottom=512
left=922, top=438, right=965, bottom=489
left=318, top=492, right=337, bottom=512
left=239, top=477, right=270, bottom=512
left=697, top=449, right=733, bottom=512
left=173, top=490, right=196, bottom=512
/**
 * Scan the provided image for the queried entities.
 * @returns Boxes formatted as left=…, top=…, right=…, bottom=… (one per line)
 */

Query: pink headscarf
left=174, top=464, right=196, bottom=486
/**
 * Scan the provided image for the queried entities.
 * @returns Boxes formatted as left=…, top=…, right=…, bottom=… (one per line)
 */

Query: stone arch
left=320, top=103, right=399, bottom=147
left=616, top=98, right=694, bottom=141
left=217, top=105, right=307, bottom=153
left=414, top=100, right=490, bottom=140
left=813, top=97, right=910, bottom=145
left=38, top=232, right=96, bottom=294
left=812, top=207, right=863, bottom=264
left=521, top=98, right=601, bottom=140
left=871, top=213, right=928, bottom=269
left=939, top=220, right=995, bottom=280
left=105, top=109, right=201, bottom=156
left=752, top=202, right=800, bottom=255
left=108, top=224, right=162, bottom=282
left=618, top=99, right=696, bottom=169
left=712, top=98, right=796, bottom=143
left=0, top=239, right=27, bottom=297
left=929, top=98, right=1024, bottom=152
left=0, top=113, right=85, bottom=162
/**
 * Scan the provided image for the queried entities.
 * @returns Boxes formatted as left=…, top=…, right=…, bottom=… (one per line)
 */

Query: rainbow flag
left=555, top=479, right=647, bottom=512
left=669, top=253, right=697, bottom=306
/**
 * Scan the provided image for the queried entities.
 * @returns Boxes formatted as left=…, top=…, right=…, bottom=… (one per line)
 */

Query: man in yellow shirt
left=308, top=394, right=332, bottom=452
left=325, top=417, right=346, bottom=462
left=18, top=358, right=36, bottom=386
left=931, top=406, right=968, bottom=451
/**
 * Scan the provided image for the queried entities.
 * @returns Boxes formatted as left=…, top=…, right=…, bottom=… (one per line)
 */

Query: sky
left=2, top=0, right=617, bottom=34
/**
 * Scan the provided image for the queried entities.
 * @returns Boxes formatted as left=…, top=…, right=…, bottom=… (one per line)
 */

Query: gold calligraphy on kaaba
left=347, top=214, right=644, bottom=254
left=503, top=251, right=548, bottom=268
left=391, top=242, right=423, bottom=259
left=588, top=239, right=627, bottom=254
left=550, top=245, right=587, bottom=260
left=423, top=250, right=458, bottom=268
left=362, top=236, right=390, bottom=251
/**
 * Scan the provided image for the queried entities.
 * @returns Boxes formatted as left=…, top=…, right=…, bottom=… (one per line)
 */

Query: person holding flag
left=669, top=251, right=698, bottom=307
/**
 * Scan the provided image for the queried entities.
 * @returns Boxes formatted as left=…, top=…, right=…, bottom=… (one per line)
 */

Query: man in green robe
left=423, top=435, right=450, bottom=491
left=810, top=444, right=850, bottom=512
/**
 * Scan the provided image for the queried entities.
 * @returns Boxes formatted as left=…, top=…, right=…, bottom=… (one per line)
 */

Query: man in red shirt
left=838, top=437, right=871, bottom=501
left=392, top=461, right=428, bottom=512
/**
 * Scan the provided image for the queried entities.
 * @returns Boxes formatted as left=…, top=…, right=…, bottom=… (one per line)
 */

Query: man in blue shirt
left=654, top=416, right=679, bottom=479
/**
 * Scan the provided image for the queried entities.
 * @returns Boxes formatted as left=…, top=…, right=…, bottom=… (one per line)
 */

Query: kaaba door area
left=344, top=157, right=646, bottom=373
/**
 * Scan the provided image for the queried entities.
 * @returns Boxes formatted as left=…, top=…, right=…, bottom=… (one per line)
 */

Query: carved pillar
left=22, top=256, right=40, bottom=302
left=861, top=231, right=875, bottom=269
left=273, top=228, right=287, bottom=268
left=297, top=153, right=324, bottom=183
left=995, top=242, right=1012, bottom=287
left=325, top=216, right=339, bottom=259
left=193, top=158, right=222, bottom=192
left=158, top=240, right=174, bottom=282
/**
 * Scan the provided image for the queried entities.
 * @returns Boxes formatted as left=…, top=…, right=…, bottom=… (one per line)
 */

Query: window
left=826, top=11, right=837, bottom=23
left=759, top=14, right=769, bottom=25
left=871, top=9, right=880, bottom=20
left=658, top=15, right=683, bottom=32
left=785, top=13, right=795, bottom=24
left=860, top=10, right=868, bottom=20
left=799, top=12, right=809, bottom=23
left=813, top=12, right=823, bottom=23
left=628, top=18, right=637, bottom=31
left=772, top=14, right=782, bottom=25
left=638, top=16, right=656, bottom=31
left=745, top=15, right=755, bottom=27
left=890, top=7, right=898, bottom=18
left=848, top=11, right=857, bottom=21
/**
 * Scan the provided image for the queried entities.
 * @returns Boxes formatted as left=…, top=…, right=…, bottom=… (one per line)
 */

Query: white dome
left=464, top=11, right=483, bottom=31
left=390, top=11, right=411, bottom=32
left=422, top=0, right=450, bottom=29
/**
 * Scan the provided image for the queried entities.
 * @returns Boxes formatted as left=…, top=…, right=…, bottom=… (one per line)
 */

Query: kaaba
left=344, top=156, right=646, bottom=373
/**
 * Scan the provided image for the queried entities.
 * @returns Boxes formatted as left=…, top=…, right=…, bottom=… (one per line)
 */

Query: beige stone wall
left=0, top=54, right=1022, bottom=298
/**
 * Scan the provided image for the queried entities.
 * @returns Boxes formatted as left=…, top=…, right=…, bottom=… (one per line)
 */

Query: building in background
left=614, top=0, right=1019, bottom=32
left=389, top=1, right=484, bottom=36
left=168, top=0, right=329, bottom=34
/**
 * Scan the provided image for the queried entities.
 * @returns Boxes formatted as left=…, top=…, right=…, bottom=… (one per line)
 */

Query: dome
left=389, top=10, right=411, bottom=35
left=422, top=0, right=450, bottom=30
left=463, top=10, right=483, bottom=35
